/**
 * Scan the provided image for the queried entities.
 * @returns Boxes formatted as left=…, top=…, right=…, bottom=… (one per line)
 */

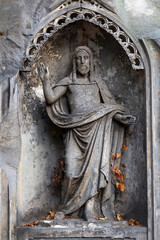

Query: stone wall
left=0, top=1, right=159, bottom=240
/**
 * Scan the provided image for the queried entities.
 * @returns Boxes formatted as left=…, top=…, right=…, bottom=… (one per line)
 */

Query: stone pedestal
left=0, top=169, right=9, bottom=240
left=16, top=220, right=147, bottom=240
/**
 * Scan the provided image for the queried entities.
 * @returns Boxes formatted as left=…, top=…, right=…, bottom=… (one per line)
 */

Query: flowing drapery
left=46, top=78, right=126, bottom=216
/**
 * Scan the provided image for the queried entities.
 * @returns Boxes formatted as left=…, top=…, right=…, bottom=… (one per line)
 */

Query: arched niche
left=17, top=2, right=152, bottom=239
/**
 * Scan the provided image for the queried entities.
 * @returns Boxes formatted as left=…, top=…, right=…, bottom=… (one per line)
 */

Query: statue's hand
left=38, top=62, right=49, bottom=83
left=120, top=115, right=136, bottom=125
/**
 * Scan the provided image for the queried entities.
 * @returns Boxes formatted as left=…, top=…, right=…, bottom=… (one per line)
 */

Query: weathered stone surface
left=0, top=169, right=9, bottom=240
left=16, top=219, right=147, bottom=240
left=114, top=0, right=160, bottom=46
left=0, top=1, right=159, bottom=240
left=17, top=20, right=147, bottom=225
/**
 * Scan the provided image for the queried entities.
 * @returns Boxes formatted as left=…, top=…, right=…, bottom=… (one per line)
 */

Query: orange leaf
left=112, top=154, right=115, bottom=160
left=98, top=217, right=108, bottom=220
left=116, top=153, right=121, bottom=159
left=116, top=182, right=125, bottom=192
left=21, top=220, right=39, bottom=227
left=45, top=215, right=52, bottom=220
left=129, top=131, right=133, bottom=135
left=116, top=174, right=125, bottom=182
left=115, top=169, right=122, bottom=176
left=116, top=214, right=122, bottom=221
left=122, top=144, right=128, bottom=151
left=128, top=218, right=142, bottom=226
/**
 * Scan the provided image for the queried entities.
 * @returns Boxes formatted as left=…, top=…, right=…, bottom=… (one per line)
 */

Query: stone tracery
left=24, top=8, right=144, bottom=71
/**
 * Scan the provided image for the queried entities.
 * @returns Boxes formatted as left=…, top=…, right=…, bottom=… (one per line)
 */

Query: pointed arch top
left=23, top=0, right=144, bottom=70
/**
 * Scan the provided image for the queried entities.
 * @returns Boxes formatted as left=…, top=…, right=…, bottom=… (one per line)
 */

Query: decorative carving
left=38, top=46, right=136, bottom=220
left=53, top=0, right=104, bottom=11
left=24, top=8, right=144, bottom=71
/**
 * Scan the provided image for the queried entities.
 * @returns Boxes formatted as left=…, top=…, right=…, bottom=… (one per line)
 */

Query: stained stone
left=16, top=219, right=147, bottom=240
left=0, top=169, right=9, bottom=240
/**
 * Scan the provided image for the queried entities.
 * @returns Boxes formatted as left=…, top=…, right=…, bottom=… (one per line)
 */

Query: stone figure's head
left=72, top=46, right=94, bottom=82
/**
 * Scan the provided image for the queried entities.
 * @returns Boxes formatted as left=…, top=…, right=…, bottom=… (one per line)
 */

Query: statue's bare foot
left=54, top=211, right=65, bottom=220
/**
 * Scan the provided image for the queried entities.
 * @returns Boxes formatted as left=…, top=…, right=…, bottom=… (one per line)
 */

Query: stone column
left=0, top=168, right=9, bottom=240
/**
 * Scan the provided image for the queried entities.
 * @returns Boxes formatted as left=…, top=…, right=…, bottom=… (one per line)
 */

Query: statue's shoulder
left=55, top=76, right=72, bottom=87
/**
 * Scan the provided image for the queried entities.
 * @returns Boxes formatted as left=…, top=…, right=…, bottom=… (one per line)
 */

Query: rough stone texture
left=18, top=20, right=146, bottom=225
left=114, top=0, right=160, bottom=46
left=0, top=1, right=159, bottom=240
left=143, top=39, right=160, bottom=240
left=0, top=169, right=9, bottom=240
left=16, top=219, right=147, bottom=240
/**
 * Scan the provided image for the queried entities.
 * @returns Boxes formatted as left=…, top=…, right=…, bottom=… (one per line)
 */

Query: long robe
left=47, top=76, right=127, bottom=216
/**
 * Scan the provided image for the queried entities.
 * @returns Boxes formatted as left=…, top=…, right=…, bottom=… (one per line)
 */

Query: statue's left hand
left=114, top=113, right=136, bottom=125
left=120, top=115, right=136, bottom=125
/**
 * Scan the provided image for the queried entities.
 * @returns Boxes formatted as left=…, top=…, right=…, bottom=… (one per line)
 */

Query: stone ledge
left=16, top=220, right=147, bottom=240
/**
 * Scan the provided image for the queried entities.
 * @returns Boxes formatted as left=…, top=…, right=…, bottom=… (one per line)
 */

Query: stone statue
left=38, top=46, right=136, bottom=221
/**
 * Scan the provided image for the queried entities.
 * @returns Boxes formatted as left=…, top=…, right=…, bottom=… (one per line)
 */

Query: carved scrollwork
left=24, top=8, right=144, bottom=70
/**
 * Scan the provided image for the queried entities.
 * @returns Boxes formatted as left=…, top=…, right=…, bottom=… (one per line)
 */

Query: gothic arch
left=23, top=2, right=145, bottom=71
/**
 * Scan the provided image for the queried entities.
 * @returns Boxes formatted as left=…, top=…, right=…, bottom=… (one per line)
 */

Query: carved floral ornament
left=24, top=8, right=144, bottom=70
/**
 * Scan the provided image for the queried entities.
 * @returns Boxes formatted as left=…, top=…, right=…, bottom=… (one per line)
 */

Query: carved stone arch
left=23, top=3, right=145, bottom=71
left=17, top=2, right=157, bottom=240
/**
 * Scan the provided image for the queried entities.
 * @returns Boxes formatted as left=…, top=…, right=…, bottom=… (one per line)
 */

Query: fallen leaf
left=45, top=210, right=56, bottom=219
left=98, top=217, right=108, bottom=220
left=129, top=131, right=133, bottom=135
left=116, top=214, right=122, bottom=221
left=128, top=218, right=142, bottom=226
left=116, top=153, right=121, bottom=159
left=94, top=216, right=107, bottom=220
left=121, top=163, right=126, bottom=168
left=112, top=154, right=115, bottom=160
left=116, top=182, right=125, bottom=192
left=21, top=220, right=39, bottom=227
left=122, top=144, right=128, bottom=151
left=116, top=174, right=125, bottom=182
left=64, top=215, right=72, bottom=219
left=115, top=169, right=122, bottom=176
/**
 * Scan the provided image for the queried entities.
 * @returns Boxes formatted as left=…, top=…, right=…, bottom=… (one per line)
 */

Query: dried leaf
left=98, top=217, right=108, bottom=220
left=21, top=220, right=39, bottom=227
left=94, top=216, right=107, bottom=220
left=112, top=154, right=115, bottom=160
left=116, top=182, right=125, bottom=192
left=116, top=153, right=121, bottom=159
left=116, top=174, right=125, bottom=182
left=116, top=214, right=122, bottom=221
left=129, top=131, right=133, bottom=135
left=45, top=210, right=56, bottom=219
left=121, top=163, right=126, bottom=168
left=112, top=162, right=118, bottom=172
left=122, top=144, right=128, bottom=151
left=128, top=218, right=142, bottom=226
left=64, top=215, right=72, bottom=219
left=115, top=169, right=122, bottom=176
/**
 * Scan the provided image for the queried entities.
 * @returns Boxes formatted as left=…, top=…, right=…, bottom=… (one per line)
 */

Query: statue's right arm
left=42, top=80, right=67, bottom=105
left=38, top=62, right=67, bottom=104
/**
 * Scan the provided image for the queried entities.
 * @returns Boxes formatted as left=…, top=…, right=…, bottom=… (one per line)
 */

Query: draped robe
left=47, top=76, right=126, bottom=217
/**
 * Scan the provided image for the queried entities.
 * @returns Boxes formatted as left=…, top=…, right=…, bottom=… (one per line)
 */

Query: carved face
left=76, top=50, right=90, bottom=75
